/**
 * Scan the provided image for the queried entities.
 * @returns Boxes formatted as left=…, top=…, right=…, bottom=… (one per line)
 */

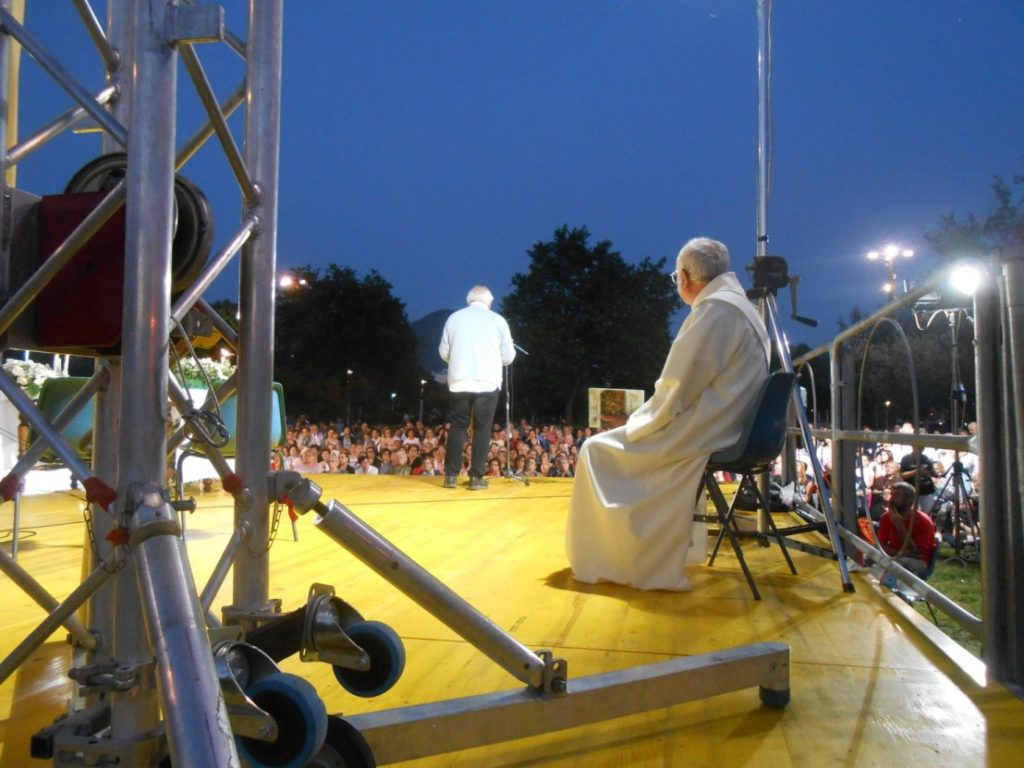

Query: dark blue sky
left=14, top=2, right=1024, bottom=347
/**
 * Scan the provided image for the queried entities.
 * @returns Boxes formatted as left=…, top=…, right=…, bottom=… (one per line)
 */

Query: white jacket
left=439, top=301, right=516, bottom=392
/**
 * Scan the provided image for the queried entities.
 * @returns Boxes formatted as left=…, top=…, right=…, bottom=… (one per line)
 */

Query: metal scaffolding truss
left=1, top=2, right=282, bottom=764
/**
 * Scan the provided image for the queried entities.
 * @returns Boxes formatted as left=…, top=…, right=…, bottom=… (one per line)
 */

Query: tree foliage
left=501, top=226, right=680, bottom=423
left=273, top=264, right=427, bottom=421
left=926, top=172, right=1024, bottom=258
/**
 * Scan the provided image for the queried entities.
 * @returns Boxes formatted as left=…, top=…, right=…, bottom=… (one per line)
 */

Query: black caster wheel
left=235, top=672, right=328, bottom=768
left=333, top=620, right=406, bottom=698
left=759, top=685, right=790, bottom=709
left=305, top=715, right=376, bottom=768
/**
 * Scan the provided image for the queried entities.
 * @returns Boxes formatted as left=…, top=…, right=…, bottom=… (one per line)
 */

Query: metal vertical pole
left=1, top=0, right=11, bottom=187
left=232, top=0, right=283, bottom=618
left=115, top=3, right=237, bottom=763
left=109, top=0, right=172, bottom=754
left=997, top=253, right=1024, bottom=687
left=974, top=267, right=1007, bottom=680
left=80, top=0, right=132, bottom=673
left=833, top=349, right=858, bottom=531
left=1, top=0, right=22, bottom=188
left=1, top=0, right=12, bottom=333
left=753, top=0, right=773, bottom=534
left=755, top=0, right=770, bottom=258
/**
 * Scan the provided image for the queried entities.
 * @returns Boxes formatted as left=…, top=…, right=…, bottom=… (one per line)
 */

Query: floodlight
left=950, top=262, right=982, bottom=296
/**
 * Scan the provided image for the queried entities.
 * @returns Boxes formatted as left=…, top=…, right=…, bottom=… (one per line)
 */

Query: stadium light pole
left=867, top=243, right=914, bottom=299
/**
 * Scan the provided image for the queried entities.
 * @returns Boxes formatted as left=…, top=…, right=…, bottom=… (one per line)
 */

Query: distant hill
left=411, top=309, right=452, bottom=381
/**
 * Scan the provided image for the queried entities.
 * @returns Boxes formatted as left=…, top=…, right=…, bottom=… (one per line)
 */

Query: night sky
left=12, top=1, right=1024, bottom=348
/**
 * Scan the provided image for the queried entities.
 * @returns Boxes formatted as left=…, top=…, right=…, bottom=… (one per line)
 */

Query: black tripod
left=913, top=305, right=977, bottom=564
left=930, top=456, right=978, bottom=564
left=749, top=255, right=854, bottom=593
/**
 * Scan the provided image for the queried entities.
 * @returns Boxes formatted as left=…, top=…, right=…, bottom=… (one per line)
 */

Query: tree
left=916, top=169, right=1024, bottom=428
left=926, top=172, right=1024, bottom=259
left=273, top=264, right=427, bottom=422
left=501, top=226, right=680, bottom=423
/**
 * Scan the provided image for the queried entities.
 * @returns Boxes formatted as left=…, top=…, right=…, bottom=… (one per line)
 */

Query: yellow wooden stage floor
left=2, top=473, right=1022, bottom=766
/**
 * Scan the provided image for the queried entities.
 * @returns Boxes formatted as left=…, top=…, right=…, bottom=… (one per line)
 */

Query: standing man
left=566, top=237, right=770, bottom=590
left=439, top=285, right=516, bottom=490
left=899, top=447, right=937, bottom=515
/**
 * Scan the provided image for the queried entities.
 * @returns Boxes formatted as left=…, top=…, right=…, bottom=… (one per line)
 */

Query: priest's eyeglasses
left=667, top=269, right=681, bottom=286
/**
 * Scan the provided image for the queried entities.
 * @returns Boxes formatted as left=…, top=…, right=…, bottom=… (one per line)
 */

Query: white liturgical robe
left=566, top=271, right=770, bottom=590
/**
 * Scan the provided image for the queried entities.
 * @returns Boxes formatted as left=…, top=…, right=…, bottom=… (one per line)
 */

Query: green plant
left=174, top=356, right=236, bottom=389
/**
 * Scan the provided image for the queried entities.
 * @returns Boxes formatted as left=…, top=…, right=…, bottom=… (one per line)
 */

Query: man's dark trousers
left=445, top=389, right=500, bottom=478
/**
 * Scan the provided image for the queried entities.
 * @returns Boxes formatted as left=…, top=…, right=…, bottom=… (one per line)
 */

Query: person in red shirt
left=877, top=481, right=937, bottom=577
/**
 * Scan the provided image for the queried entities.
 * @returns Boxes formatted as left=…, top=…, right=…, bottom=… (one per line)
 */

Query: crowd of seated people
left=271, top=417, right=603, bottom=480
left=778, top=420, right=981, bottom=550
left=228, top=405, right=987, bottom=567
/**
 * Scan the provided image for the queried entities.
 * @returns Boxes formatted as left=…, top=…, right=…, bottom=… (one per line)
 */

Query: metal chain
left=83, top=504, right=129, bottom=574
left=247, top=501, right=284, bottom=555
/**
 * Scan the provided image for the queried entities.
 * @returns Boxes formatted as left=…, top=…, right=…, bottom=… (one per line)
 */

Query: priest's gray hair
left=677, top=238, right=730, bottom=284
left=466, top=285, right=494, bottom=306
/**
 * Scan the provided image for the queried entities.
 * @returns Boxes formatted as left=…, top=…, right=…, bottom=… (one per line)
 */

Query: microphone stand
left=504, top=344, right=529, bottom=483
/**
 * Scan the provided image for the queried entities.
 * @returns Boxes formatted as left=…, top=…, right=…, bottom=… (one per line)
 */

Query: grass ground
left=914, top=541, right=983, bottom=657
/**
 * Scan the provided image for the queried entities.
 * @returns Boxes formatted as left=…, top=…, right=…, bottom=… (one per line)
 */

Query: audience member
left=877, top=481, right=937, bottom=577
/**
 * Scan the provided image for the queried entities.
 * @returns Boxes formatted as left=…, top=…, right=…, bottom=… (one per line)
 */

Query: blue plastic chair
left=696, top=370, right=799, bottom=599
left=32, top=377, right=96, bottom=461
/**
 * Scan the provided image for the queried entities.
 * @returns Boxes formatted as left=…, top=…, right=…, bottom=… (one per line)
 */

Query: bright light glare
left=882, top=282, right=893, bottom=293
left=884, top=244, right=900, bottom=259
left=867, top=250, right=880, bottom=260
left=950, top=263, right=982, bottom=295
left=279, top=275, right=308, bottom=289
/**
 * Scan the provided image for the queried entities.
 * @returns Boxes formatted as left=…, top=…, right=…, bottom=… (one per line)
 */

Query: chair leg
left=704, top=477, right=732, bottom=565
left=762, top=506, right=798, bottom=575
left=740, top=477, right=799, bottom=577
left=705, top=474, right=761, bottom=600
left=11, top=489, right=22, bottom=561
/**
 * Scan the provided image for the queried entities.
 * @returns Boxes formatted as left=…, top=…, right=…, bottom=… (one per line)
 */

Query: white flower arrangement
left=2, top=358, right=63, bottom=400
left=175, top=356, right=237, bottom=388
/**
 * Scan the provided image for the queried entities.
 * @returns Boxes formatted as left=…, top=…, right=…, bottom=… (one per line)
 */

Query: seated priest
left=566, top=237, right=770, bottom=590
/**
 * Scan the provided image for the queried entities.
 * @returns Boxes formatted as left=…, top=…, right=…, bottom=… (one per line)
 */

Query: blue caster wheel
left=236, top=672, right=328, bottom=768
left=306, top=716, right=376, bottom=768
left=333, top=620, right=406, bottom=698
left=759, top=685, right=790, bottom=709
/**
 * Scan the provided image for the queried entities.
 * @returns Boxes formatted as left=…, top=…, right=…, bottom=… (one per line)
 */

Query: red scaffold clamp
left=222, top=473, right=244, bottom=496
left=83, top=477, right=118, bottom=512
left=0, top=472, right=24, bottom=503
